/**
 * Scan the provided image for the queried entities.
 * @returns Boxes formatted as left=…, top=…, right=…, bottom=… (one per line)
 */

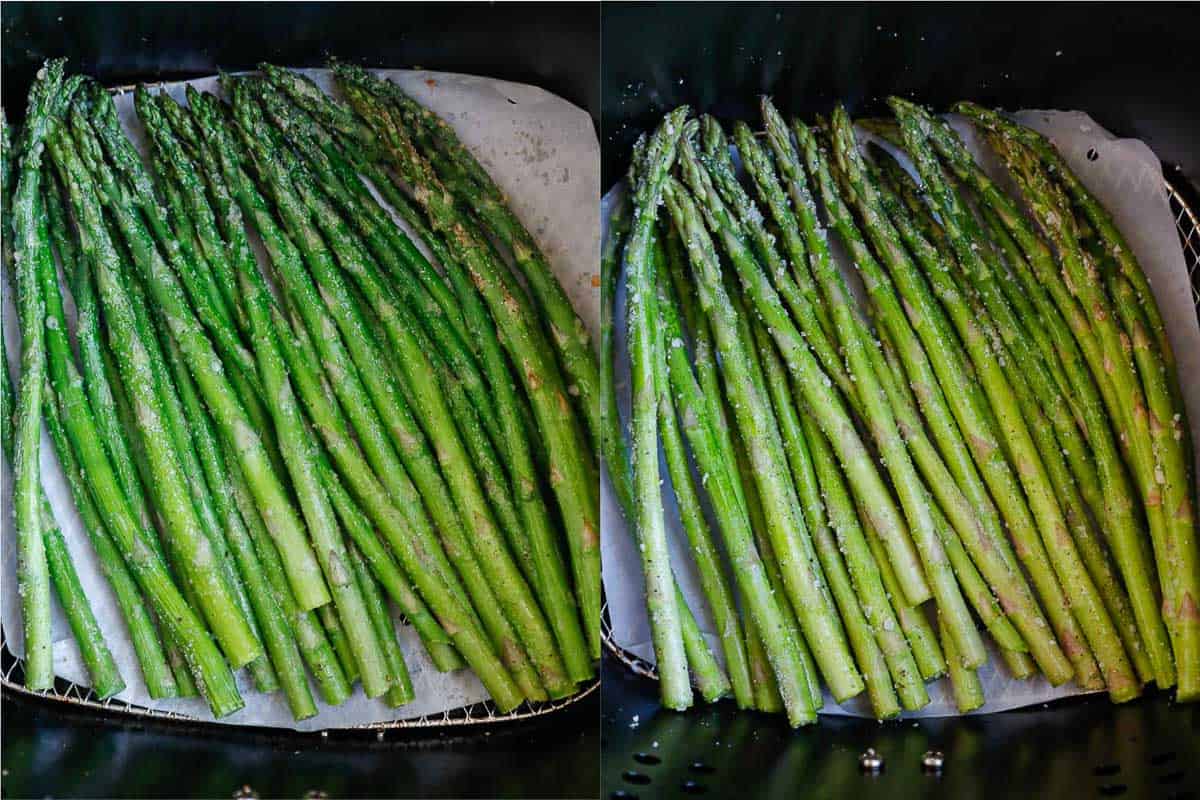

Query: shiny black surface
left=3, top=687, right=598, bottom=799
left=601, top=653, right=1198, bottom=800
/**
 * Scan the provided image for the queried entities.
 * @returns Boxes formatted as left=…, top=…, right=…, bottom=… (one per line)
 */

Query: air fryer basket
left=600, top=4, right=1200, bottom=799
left=1, top=0, right=599, bottom=748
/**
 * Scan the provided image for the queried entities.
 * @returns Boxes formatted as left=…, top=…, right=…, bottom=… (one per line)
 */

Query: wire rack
left=0, top=622, right=597, bottom=731
left=602, top=176, right=1200, bottom=686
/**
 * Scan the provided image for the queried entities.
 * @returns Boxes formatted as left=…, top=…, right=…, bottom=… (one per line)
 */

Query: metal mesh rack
left=0, top=623, right=597, bottom=731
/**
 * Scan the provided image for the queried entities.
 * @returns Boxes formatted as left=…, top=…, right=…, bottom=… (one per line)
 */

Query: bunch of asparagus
left=606, top=97, right=1196, bottom=725
left=3, top=60, right=598, bottom=720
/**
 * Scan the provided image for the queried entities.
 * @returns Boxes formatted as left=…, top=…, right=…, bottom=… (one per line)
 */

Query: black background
left=1, top=3, right=599, bottom=798
left=3, top=1, right=599, bottom=129
left=601, top=2, right=1200, bottom=191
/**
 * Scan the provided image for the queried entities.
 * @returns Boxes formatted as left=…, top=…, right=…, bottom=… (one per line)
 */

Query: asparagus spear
left=36, top=161, right=241, bottom=718
left=659, top=212, right=823, bottom=717
left=867, top=131, right=1092, bottom=689
left=822, top=110, right=1080, bottom=681
left=83, top=87, right=259, bottom=397
left=233, top=84, right=567, bottom=699
left=162, top=328, right=318, bottom=717
left=1110, top=274, right=1199, bottom=700
left=66, top=110, right=330, bottom=616
left=903, top=122, right=1174, bottom=688
left=953, top=104, right=1186, bottom=424
left=601, top=193, right=637, bottom=516
left=348, top=543, right=414, bottom=708
left=226, top=438, right=353, bottom=705
left=857, top=507, right=946, bottom=681
left=336, top=70, right=602, bottom=662
left=885, top=119, right=1144, bottom=695
left=652, top=236, right=751, bottom=708
left=253, top=84, right=506, bottom=456
left=191, top=91, right=524, bottom=708
left=108, top=165, right=277, bottom=692
left=31, top=154, right=186, bottom=698
left=1, top=345, right=125, bottom=699
left=984, top=132, right=1194, bottom=698
left=941, top=613, right=985, bottom=713
left=664, top=174, right=864, bottom=703
left=752, top=320, right=908, bottom=718
left=891, top=97, right=1135, bottom=696
left=322, top=465, right=461, bottom=673
left=977, top=201, right=1151, bottom=684
left=51, top=122, right=264, bottom=670
left=748, top=110, right=1022, bottom=661
left=352, top=67, right=603, bottom=457
left=234, top=228, right=393, bottom=700
left=248, top=86, right=577, bottom=696
left=9, top=60, right=72, bottom=689
left=617, top=107, right=693, bottom=709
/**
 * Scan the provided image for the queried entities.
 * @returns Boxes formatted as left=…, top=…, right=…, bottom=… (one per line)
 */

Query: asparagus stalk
left=225, top=438, right=353, bottom=706
left=905, top=123, right=1174, bottom=688
left=9, top=60, right=71, bottom=689
left=322, top=465, right=461, bottom=673
left=659, top=214, right=823, bottom=717
left=234, top=84, right=564, bottom=699
left=822, top=111, right=1081, bottom=681
left=191, top=90, right=526, bottom=708
left=601, top=192, right=637, bottom=516
left=863, top=123, right=1091, bottom=688
left=1110, top=274, right=1199, bottom=700
left=752, top=321, right=909, bottom=717
left=748, top=111, right=1021, bottom=662
left=943, top=230, right=1138, bottom=700
left=336, top=70, right=602, bottom=662
left=618, top=106, right=693, bottom=709
left=37, top=164, right=184, bottom=698
left=348, top=543, right=414, bottom=708
left=652, top=237, right=752, bottom=708
left=976, top=202, right=1151, bottom=685
left=253, top=84, right=505, bottom=456
left=1, top=345, right=125, bottom=698
left=857, top=507, right=946, bottom=681
left=953, top=104, right=1185, bottom=421
left=255, top=70, right=469, bottom=345
left=891, top=97, right=1135, bottom=696
left=356, top=67, right=603, bottom=457
left=135, top=88, right=246, bottom=332
left=66, top=110, right=330, bottom=616
left=84, top=87, right=259, bottom=397
left=51, top=123, right=263, bottom=670
left=35, top=164, right=241, bottom=718
left=664, top=174, right=864, bottom=702
left=984, top=133, right=1193, bottom=697
left=246, top=87, right=576, bottom=697
left=940, top=614, right=985, bottom=713
left=162, top=329, right=319, bottom=717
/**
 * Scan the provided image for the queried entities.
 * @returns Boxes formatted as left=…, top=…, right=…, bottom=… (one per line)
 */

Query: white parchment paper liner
left=1, top=68, right=600, bottom=730
left=600, top=110, right=1200, bottom=718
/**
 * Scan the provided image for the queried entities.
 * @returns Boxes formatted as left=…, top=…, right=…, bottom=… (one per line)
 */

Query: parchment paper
left=1, top=68, right=600, bottom=730
left=600, top=110, right=1200, bottom=718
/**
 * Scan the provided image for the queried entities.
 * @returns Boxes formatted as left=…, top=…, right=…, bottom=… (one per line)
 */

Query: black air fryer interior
left=601, top=4, right=1200, bottom=799
left=0, top=3, right=599, bottom=798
